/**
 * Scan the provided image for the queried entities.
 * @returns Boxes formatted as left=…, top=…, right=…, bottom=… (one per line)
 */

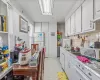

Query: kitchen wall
left=34, top=22, right=57, bottom=58
left=71, top=32, right=100, bottom=48
left=7, top=1, right=34, bottom=50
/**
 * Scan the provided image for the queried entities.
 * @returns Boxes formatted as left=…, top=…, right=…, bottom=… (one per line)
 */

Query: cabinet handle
left=90, top=21, right=93, bottom=28
left=88, top=73, right=92, bottom=76
left=82, top=67, right=84, bottom=70
left=97, top=10, right=100, bottom=12
left=68, top=63, right=70, bottom=68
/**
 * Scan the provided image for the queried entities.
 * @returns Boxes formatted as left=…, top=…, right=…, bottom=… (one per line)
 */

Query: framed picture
left=19, top=15, right=28, bottom=33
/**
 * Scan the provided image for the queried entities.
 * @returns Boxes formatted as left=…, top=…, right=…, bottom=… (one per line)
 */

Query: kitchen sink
left=71, top=52, right=81, bottom=56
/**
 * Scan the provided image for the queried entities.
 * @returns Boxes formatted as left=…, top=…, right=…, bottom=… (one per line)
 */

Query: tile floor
left=44, top=58, right=63, bottom=80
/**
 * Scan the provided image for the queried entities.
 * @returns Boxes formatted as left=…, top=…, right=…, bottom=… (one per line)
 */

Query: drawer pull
left=88, top=73, right=92, bottom=76
left=97, top=10, right=100, bottom=12
left=82, top=67, right=84, bottom=70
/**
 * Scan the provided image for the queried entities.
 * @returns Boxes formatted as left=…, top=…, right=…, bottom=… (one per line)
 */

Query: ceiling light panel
left=39, top=0, right=52, bottom=15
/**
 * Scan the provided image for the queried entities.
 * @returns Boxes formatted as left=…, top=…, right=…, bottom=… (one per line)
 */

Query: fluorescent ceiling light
left=39, top=0, right=53, bottom=15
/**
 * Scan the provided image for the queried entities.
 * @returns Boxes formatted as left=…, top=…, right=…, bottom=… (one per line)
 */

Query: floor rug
left=57, top=72, right=68, bottom=80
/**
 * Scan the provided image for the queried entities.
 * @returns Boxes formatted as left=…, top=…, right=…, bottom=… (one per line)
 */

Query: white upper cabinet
left=82, top=0, right=94, bottom=32
left=95, top=0, right=100, bottom=18
left=65, top=20, right=67, bottom=36
left=75, top=6, right=82, bottom=33
left=67, top=18, right=71, bottom=36
left=71, top=13, right=75, bottom=35
left=65, top=18, right=71, bottom=36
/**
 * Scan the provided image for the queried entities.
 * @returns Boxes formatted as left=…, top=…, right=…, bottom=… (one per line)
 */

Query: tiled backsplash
left=71, top=32, right=100, bottom=48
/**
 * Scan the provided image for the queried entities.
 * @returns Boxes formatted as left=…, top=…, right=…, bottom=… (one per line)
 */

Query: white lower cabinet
left=65, top=53, right=79, bottom=80
left=68, top=62, right=79, bottom=80
left=60, top=47, right=100, bottom=80
left=61, top=53, right=65, bottom=70
left=65, top=54, right=69, bottom=74
left=60, top=48, right=65, bottom=70
left=75, top=67, right=90, bottom=80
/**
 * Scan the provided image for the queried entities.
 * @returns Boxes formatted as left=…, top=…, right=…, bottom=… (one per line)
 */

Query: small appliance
left=62, top=39, right=72, bottom=50
left=80, top=47, right=100, bottom=60
left=18, top=49, right=31, bottom=65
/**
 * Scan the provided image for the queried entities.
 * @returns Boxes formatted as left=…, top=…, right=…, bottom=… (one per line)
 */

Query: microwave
left=80, top=48, right=100, bottom=60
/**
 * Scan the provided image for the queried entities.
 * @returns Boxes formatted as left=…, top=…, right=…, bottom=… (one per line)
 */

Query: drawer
left=85, top=68, right=100, bottom=80
left=75, top=61, right=88, bottom=74
left=75, top=59, right=100, bottom=80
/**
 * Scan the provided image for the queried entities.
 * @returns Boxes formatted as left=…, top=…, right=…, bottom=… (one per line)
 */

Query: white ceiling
left=10, top=0, right=82, bottom=23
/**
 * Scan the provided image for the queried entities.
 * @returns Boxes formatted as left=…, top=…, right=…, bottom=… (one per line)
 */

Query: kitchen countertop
left=61, top=47, right=100, bottom=78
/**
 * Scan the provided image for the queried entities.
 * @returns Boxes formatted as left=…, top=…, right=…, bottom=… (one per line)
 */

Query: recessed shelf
left=0, top=31, right=8, bottom=34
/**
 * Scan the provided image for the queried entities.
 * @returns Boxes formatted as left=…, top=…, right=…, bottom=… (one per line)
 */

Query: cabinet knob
left=88, top=73, right=92, bottom=76
left=97, top=10, right=100, bottom=12
left=82, top=67, right=84, bottom=70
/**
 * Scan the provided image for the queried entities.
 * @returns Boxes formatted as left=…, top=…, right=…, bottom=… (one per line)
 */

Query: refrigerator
left=33, top=32, right=45, bottom=50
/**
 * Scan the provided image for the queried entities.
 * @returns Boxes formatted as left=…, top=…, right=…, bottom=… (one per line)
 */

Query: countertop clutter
left=60, top=47, right=100, bottom=80
left=13, top=48, right=45, bottom=80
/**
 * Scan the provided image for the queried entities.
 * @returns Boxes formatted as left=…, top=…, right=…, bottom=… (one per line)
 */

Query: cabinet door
left=65, top=53, right=69, bottom=74
left=95, top=0, right=100, bottom=18
left=68, top=62, right=80, bottom=80
left=82, top=0, right=94, bottom=32
left=67, top=18, right=71, bottom=36
left=65, top=18, right=71, bottom=36
left=65, top=20, right=68, bottom=36
left=62, top=53, right=65, bottom=70
left=60, top=49, right=62, bottom=64
left=71, top=13, right=75, bottom=35
left=60, top=53, right=65, bottom=69
left=75, top=6, right=82, bottom=33
left=60, top=48, right=63, bottom=67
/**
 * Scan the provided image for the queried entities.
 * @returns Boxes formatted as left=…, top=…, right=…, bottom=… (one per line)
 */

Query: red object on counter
left=31, top=44, right=39, bottom=51
left=77, top=56, right=90, bottom=63
left=20, top=48, right=31, bottom=54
